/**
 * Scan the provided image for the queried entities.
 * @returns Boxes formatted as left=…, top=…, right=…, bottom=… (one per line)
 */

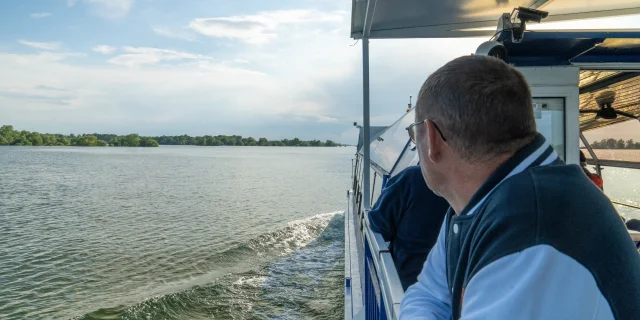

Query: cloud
left=84, top=0, right=134, bottom=19
left=189, top=10, right=344, bottom=44
left=0, top=50, right=278, bottom=132
left=107, top=47, right=208, bottom=67
left=92, top=45, right=117, bottom=55
left=67, top=0, right=78, bottom=7
left=153, top=27, right=197, bottom=42
left=30, top=12, right=53, bottom=19
left=19, top=40, right=62, bottom=51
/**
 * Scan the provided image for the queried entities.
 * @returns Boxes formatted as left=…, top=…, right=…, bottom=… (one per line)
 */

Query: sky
left=0, top=1, right=639, bottom=144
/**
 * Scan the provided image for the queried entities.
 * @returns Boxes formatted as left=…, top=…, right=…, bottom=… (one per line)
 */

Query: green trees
left=258, top=138, right=269, bottom=146
left=245, top=137, right=257, bottom=146
left=121, top=134, right=141, bottom=147
left=28, top=132, right=43, bottom=146
left=0, top=125, right=161, bottom=147
left=590, top=138, right=640, bottom=149
left=1, top=125, right=15, bottom=142
left=0, top=124, right=344, bottom=148
left=324, top=140, right=337, bottom=147
left=140, top=137, right=159, bottom=147
left=73, top=135, right=98, bottom=146
left=59, top=136, right=70, bottom=146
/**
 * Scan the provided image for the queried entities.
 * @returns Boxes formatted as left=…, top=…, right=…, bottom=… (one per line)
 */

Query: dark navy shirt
left=368, top=165, right=449, bottom=290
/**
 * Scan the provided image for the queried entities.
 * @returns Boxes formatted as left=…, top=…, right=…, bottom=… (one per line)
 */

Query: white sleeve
left=461, top=244, right=614, bottom=320
left=399, top=219, right=452, bottom=320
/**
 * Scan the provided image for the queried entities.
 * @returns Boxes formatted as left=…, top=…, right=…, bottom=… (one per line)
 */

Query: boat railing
left=347, top=153, right=405, bottom=320
left=362, top=213, right=404, bottom=319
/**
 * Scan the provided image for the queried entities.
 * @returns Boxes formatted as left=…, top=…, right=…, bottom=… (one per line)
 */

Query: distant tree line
left=0, top=125, right=158, bottom=147
left=150, top=135, right=341, bottom=147
left=590, top=138, right=640, bottom=149
left=0, top=125, right=343, bottom=148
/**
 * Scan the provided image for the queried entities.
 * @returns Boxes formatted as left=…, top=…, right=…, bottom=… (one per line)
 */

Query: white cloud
left=107, top=47, right=208, bottom=67
left=84, top=0, right=134, bottom=19
left=30, top=12, right=53, bottom=19
left=0, top=50, right=279, bottom=132
left=67, top=0, right=78, bottom=7
left=189, top=10, right=344, bottom=44
left=153, top=27, right=197, bottom=42
left=19, top=40, right=62, bottom=51
left=92, top=45, right=117, bottom=55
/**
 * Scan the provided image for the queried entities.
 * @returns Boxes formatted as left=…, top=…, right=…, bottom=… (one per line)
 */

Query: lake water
left=0, top=146, right=354, bottom=320
left=583, top=149, right=640, bottom=219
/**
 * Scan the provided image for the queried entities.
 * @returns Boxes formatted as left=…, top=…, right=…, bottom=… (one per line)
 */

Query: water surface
left=0, top=146, right=353, bottom=319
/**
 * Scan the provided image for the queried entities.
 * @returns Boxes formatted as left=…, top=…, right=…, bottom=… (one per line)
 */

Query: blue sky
left=1, top=1, right=639, bottom=143
left=0, top=0, right=489, bottom=143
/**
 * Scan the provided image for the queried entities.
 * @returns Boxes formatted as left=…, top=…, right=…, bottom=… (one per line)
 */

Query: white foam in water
left=248, top=211, right=343, bottom=255
left=232, top=276, right=268, bottom=287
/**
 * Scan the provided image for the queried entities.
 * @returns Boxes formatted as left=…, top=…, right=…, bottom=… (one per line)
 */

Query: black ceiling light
left=595, top=91, right=618, bottom=120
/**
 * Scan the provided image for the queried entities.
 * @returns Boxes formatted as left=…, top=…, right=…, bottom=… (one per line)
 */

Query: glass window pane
left=534, top=97, right=565, bottom=161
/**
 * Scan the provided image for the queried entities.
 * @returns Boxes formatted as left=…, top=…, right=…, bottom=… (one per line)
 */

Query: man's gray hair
left=416, top=55, right=536, bottom=161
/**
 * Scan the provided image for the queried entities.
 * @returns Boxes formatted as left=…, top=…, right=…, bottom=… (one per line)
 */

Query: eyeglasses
left=406, top=119, right=446, bottom=144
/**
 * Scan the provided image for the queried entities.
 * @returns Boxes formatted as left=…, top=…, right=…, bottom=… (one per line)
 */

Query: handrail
left=345, top=191, right=353, bottom=320
left=586, top=158, right=640, bottom=170
left=379, top=253, right=404, bottom=319
left=350, top=153, right=406, bottom=320
left=363, top=210, right=405, bottom=320
left=612, top=200, right=640, bottom=210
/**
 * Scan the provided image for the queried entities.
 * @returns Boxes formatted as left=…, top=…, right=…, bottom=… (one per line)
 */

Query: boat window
left=389, top=145, right=416, bottom=178
left=369, top=110, right=415, bottom=174
left=534, top=97, right=566, bottom=161
left=582, top=120, right=640, bottom=163
left=371, top=171, right=383, bottom=206
left=581, top=121, right=640, bottom=219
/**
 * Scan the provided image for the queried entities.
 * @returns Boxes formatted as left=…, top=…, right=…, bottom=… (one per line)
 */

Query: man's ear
left=426, top=120, right=442, bottom=163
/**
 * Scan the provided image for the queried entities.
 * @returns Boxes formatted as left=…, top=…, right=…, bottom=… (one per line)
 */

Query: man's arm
left=461, top=245, right=613, bottom=319
left=399, top=219, right=452, bottom=320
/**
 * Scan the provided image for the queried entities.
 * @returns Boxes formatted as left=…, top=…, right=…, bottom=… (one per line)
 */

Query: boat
left=344, top=1, right=640, bottom=319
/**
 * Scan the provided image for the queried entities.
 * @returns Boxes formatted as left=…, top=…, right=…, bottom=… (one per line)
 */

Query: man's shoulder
left=481, top=163, right=614, bottom=222
left=474, top=162, right=625, bottom=262
left=396, top=165, right=422, bottom=180
left=488, top=163, right=595, bottom=206
left=387, top=166, right=423, bottom=187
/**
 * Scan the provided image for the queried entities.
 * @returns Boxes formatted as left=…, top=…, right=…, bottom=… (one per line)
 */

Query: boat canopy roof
left=351, top=0, right=640, bottom=177
left=580, top=70, right=640, bottom=131
left=351, top=0, right=640, bottom=39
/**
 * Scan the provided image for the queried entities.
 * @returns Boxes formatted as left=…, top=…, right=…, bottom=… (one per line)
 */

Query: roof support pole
left=363, top=37, right=371, bottom=211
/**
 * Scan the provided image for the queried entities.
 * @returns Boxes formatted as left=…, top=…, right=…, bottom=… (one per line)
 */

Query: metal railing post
left=363, top=38, right=371, bottom=211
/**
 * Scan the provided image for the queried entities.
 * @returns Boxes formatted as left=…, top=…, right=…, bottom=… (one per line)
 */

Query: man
left=400, top=55, right=640, bottom=319
left=368, top=165, right=449, bottom=290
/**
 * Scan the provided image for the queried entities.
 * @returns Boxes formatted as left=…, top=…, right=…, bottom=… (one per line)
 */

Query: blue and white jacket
left=400, top=134, right=640, bottom=320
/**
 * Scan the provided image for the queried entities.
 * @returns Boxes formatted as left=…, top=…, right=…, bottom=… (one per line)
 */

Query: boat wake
left=76, top=211, right=344, bottom=320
